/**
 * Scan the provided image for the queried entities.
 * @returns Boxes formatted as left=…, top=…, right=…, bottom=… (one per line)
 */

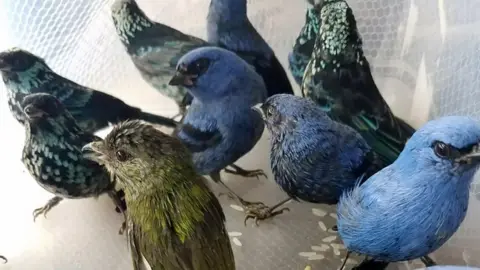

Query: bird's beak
left=457, top=143, right=480, bottom=165
left=23, top=105, right=44, bottom=119
left=251, top=103, right=265, bottom=120
left=168, top=71, right=195, bottom=87
left=82, top=141, right=105, bottom=163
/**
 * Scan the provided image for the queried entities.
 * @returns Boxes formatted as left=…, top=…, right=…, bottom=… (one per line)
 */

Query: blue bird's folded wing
left=175, top=122, right=223, bottom=153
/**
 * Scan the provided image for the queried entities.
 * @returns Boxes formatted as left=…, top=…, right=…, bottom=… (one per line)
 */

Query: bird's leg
left=339, top=250, right=352, bottom=270
left=210, top=172, right=266, bottom=207
left=113, top=189, right=127, bottom=213
left=33, top=196, right=63, bottom=222
left=243, top=197, right=291, bottom=226
left=0, top=255, right=7, bottom=263
left=108, top=190, right=128, bottom=235
left=224, top=164, right=267, bottom=179
left=420, top=255, right=437, bottom=267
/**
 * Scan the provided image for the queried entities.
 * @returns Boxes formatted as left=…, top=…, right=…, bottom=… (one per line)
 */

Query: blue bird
left=301, top=0, right=415, bottom=165
left=425, top=267, right=480, bottom=270
left=337, top=116, right=480, bottom=269
left=168, top=46, right=268, bottom=207
left=111, top=0, right=209, bottom=119
left=288, top=4, right=321, bottom=86
left=20, top=93, right=125, bottom=230
left=207, top=0, right=295, bottom=97
left=0, top=48, right=178, bottom=133
left=248, top=94, right=383, bottom=224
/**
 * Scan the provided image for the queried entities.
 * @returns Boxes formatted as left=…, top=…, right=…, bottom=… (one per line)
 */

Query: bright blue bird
left=169, top=46, right=268, bottom=208
left=337, top=116, right=480, bottom=269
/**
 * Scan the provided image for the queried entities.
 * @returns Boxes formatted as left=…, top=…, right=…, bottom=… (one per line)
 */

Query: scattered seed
left=346, top=258, right=358, bottom=264
left=232, top=237, right=242, bottom=247
left=322, top=235, right=337, bottom=243
left=332, top=248, right=341, bottom=256
left=304, top=266, right=312, bottom=270
left=299, top=252, right=317, bottom=257
left=308, top=254, right=325, bottom=261
left=311, top=244, right=329, bottom=252
left=230, top=204, right=244, bottom=212
left=331, top=243, right=345, bottom=250
left=312, top=208, right=327, bottom=217
left=228, top=232, right=242, bottom=237
left=327, top=228, right=337, bottom=233
left=329, top=213, right=338, bottom=219
left=318, top=221, right=327, bottom=231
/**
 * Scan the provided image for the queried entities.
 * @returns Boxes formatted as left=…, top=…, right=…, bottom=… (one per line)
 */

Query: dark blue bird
left=301, top=0, right=415, bottom=166
left=207, top=0, right=295, bottom=97
left=337, top=116, right=480, bottom=269
left=288, top=4, right=321, bottom=86
left=111, top=0, right=208, bottom=119
left=169, top=46, right=268, bottom=209
left=20, top=93, right=125, bottom=227
left=0, top=47, right=178, bottom=133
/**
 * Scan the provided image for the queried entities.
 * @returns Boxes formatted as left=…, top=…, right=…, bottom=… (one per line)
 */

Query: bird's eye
left=190, top=58, right=210, bottom=75
left=434, top=141, right=451, bottom=158
left=116, top=150, right=130, bottom=162
left=266, top=107, right=274, bottom=117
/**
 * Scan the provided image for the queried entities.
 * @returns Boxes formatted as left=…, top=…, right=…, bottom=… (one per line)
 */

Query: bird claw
left=118, top=221, right=127, bottom=235
left=32, top=206, right=49, bottom=222
left=224, top=167, right=267, bottom=180
left=243, top=204, right=290, bottom=226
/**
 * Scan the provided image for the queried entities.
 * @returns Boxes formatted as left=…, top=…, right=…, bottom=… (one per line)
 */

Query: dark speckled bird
left=110, top=0, right=208, bottom=119
left=0, top=47, right=178, bottom=133
left=207, top=0, right=295, bottom=96
left=20, top=93, right=125, bottom=224
left=288, top=4, right=320, bottom=86
left=301, top=0, right=415, bottom=166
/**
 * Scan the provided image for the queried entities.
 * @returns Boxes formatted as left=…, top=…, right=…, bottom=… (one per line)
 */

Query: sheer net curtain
left=0, top=0, right=479, bottom=269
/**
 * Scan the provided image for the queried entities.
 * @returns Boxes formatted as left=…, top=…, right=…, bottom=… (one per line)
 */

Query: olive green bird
left=82, top=120, right=235, bottom=270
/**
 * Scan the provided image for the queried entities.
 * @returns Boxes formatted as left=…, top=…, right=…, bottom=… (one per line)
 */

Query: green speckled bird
left=20, top=93, right=125, bottom=224
left=111, top=0, right=208, bottom=119
left=301, top=0, right=415, bottom=165
left=82, top=120, right=235, bottom=270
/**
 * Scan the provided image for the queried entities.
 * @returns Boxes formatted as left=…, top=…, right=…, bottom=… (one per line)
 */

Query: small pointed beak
left=251, top=103, right=265, bottom=119
left=82, top=141, right=106, bottom=163
left=457, top=143, right=480, bottom=164
left=23, top=105, right=44, bottom=119
left=168, top=72, right=195, bottom=87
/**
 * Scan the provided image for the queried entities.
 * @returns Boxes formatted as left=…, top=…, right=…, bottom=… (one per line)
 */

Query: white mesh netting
left=0, top=0, right=480, bottom=269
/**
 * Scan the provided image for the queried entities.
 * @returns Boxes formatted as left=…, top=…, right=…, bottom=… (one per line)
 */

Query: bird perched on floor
left=169, top=46, right=267, bottom=209
left=288, top=4, right=320, bottom=86
left=110, top=0, right=209, bottom=120
left=207, top=0, right=294, bottom=97
left=82, top=120, right=235, bottom=270
left=20, top=93, right=125, bottom=225
left=301, top=0, right=415, bottom=165
left=424, top=267, right=480, bottom=270
left=337, top=116, right=480, bottom=270
left=247, top=94, right=383, bottom=224
left=0, top=47, right=178, bottom=133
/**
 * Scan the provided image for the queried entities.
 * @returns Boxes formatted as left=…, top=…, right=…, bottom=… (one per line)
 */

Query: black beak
left=251, top=103, right=265, bottom=120
left=23, top=105, right=44, bottom=119
left=457, top=143, right=480, bottom=164
left=169, top=71, right=195, bottom=87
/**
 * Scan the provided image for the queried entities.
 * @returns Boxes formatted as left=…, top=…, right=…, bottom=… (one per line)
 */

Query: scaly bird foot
left=224, top=165, right=267, bottom=179
left=119, top=221, right=127, bottom=235
left=243, top=203, right=290, bottom=226
left=32, top=196, right=63, bottom=222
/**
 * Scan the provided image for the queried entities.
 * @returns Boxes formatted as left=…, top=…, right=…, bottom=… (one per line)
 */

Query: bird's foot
left=32, top=196, right=62, bottom=222
left=0, top=255, right=6, bottom=264
left=118, top=221, right=127, bottom=235
left=114, top=190, right=127, bottom=213
left=224, top=164, right=267, bottom=179
left=243, top=202, right=290, bottom=226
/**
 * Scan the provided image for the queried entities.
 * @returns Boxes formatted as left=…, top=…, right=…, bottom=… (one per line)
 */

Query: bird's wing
left=174, top=109, right=222, bottom=153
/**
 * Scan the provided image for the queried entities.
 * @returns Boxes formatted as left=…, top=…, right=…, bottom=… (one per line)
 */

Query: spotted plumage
left=0, top=47, right=178, bottom=133
left=301, top=0, right=415, bottom=165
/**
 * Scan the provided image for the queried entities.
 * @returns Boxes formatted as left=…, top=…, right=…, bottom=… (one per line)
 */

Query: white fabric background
left=0, top=0, right=479, bottom=269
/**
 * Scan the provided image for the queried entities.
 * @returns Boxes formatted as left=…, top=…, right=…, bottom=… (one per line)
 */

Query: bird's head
left=111, top=0, right=152, bottom=42
left=169, top=46, right=256, bottom=102
left=252, top=94, right=330, bottom=138
left=21, top=93, right=69, bottom=123
left=401, top=116, right=480, bottom=177
left=82, top=120, right=192, bottom=193
left=0, top=47, right=48, bottom=73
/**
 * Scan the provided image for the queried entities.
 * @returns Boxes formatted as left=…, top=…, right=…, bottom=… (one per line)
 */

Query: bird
left=169, top=46, right=268, bottom=209
left=20, top=93, right=125, bottom=229
left=337, top=115, right=480, bottom=270
left=207, top=0, right=295, bottom=97
left=0, top=47, right=179, bottom=134
left=247, top=94, right=383, bottom=225
left=301, top=0, right=415, bottom=166
left=110, top=0, right=209, bottom=120
left=82, top=120, right=235, bottom=270
left=288, top=4, right=321, bottom=86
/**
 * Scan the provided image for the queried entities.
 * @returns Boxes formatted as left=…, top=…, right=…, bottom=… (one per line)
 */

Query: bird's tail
left=136, top=111, right=179, bottom=128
